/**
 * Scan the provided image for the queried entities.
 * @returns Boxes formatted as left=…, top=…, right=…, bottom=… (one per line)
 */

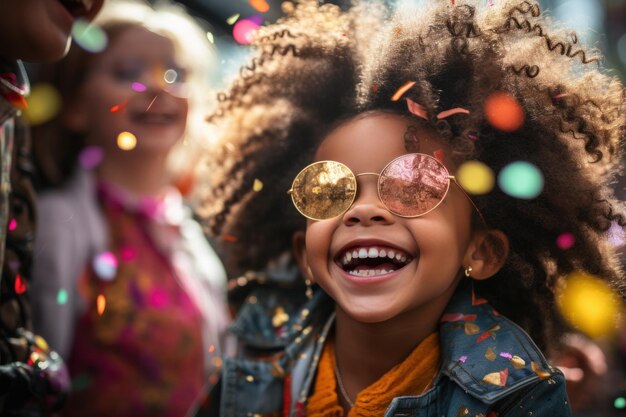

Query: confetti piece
left=146, top=96, right=158, bottom=112
left=484, top=92, right=525, bottom=132
left=117, top=131, right=137, bottom=151
left=222, top=234, right=238, bottom=242
left=464, top=322, right=480, bottom=335
left=391, top=81, right=416, bottom=102
left=226, top=13, right=240, bottom=25
left=92, top=251, right=118, bottom=281
left=440, top=313, right=477, bottom=322
left=253, top=178, right=263, bottom=192
left=23, top=83, right=62, bottom=125
left=608, top=221, right=626, bottom=247
left=406, top=98, right=428, bottom=120
left=499, top=352, right=512, bottom=359
left=14, top=274, right=26, bottom=294
left=119, top=245, right=137, bottom=262
left=7, top=218, right=17, bottom=231
left=531, top=361, right=551, bottom=379
left=110, top=100, right=127, bottom=113
left=206, top=32, right=215, bottom=44
left=437, top=107, right=470, bottom=119
left=485, top=347, right=496, bottom=361
left=472, top=286, right=488, bottom=305
left=78, top=146, right=104, bottom=170
left=498, top=161, right=543, bottom=199
left=96, top=294, right=106, bottom=315
left=71, top=19, right=108, bottom=52
left=476, top=324, right=501, bottom=343
left=208, top=344, right=216, bottom=353
left=459, top=355, right=468, bottom=363
left=272, top=306, right=290, bottom=327
left=131, top=82, right=146, bottom=92
left=57, top=288, right=68, bottom=305
left=249, top=0, right=270, bottom=13
left=456, top=406, right=468, bottom=417
left=556, top=232, right=575, bottom=250
left=433, top=149, right=445, bottom=164
left=482, top=368, right=508, bottom=386
left=372, top=84, right=378, bottom=93
left=233, top=18, right=261, bottom=45
left=457, top=161, right=495, bottom=195
left=557, top=272, right=621, bottom=338
left=34, top=335, right=49, bottom=352
left=511, top=355, right=526, bottom=369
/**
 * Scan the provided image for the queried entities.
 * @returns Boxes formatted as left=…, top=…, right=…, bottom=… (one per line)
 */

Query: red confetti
left=372, top=84, right=378, bottom=93
left=14, top=274, right=26, bottom=294
left=222, top=234, right=238, bottom=242
left=484, top=92, right=525, bottom=132
left=110, top=100, right=127, bottom=113
left=433, top=149, right=445, bottom=163
left=440, top=313, right=477, bottom=322
left=471, top=286, right=488, bottom=305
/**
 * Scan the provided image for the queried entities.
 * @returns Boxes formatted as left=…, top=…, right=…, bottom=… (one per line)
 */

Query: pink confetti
left=556, top=232, right=575, bottom=250
left=131, top=82, right=146, bottom=92
left=499, top=352, right=512, bottom=359
left=433, top=149, right=445, bottom=163
left=8, top=218, right=17, bottom=231
left=79, top=146, right=104, bottom=170
left=459, top=355, right=468, bottom=363
left=119, top=245, right=137, bottom=262
left=406, top=98, right=428, bottom=120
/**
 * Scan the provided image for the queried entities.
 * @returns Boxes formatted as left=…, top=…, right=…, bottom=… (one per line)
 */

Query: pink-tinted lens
left=378, top=154, right=450, bottom=217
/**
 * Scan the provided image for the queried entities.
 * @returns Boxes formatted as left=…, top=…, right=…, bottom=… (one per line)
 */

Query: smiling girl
left=29, top=1, right=229, bottom=416
left=201, top=0, right=625, bottom=416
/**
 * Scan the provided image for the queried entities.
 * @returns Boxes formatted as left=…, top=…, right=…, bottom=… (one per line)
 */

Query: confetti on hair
left=93, top=251, right=118, bottom=281
left=467, top=132, right=478, bottom=141
left=233, top=18, right=261, bottom=45
left=57, top=288, right=69, bottom=305
left=607, top=221, right=626, bottom=247
left=437, top=107, right=470, bottom=119
left=498, top=161, right=543, bottom=199
left=484, top=92, right=525, bottom=132
left=372, top=84, right=378, bottom=93
left=557, top=272, right=621, bottom=338
left=391, top=81, right=416, bottom=101
left=7, top=218, right=17, bottom=232
left=406, top=98, right=428, bottom=119
left=556, top=232, right=575, bottom=250
left=97, top=294, right=106, bottom=315
left=457, top=161, right=495, bottom=195
left=249, top=0, right=270, bottom=13
left=222, top=234, right=238, bottom=242
left=553, top=93, right=570, bottom=100
left=117, top=131, right=137, bottom=151
left=227, top=13, right=241, bottom=25
left=14, top=274, right=26, bottom=295
left=433, top=149, right=445, bottom=163
left=253, top=178, right=264, bottom=192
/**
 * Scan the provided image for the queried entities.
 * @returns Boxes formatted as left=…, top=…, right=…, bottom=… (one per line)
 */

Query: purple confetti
left=499, top=352, right=512, bottom=359
left=131, top=82, right=147, bottom=92
left=459, top=355, right=468, bottom=363
left=79, top=146, right=104, bottom=170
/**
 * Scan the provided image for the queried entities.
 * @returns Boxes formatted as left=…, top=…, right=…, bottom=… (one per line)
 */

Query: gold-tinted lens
left=379, top=154, right=450, bottom=217
left=290, top=161, right=357, bottom=220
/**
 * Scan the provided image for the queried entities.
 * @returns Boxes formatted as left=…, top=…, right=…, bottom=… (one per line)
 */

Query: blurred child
left=29, top=1, right=229, bottom=416
left=202, top=0, right=626, bottom=415
left=0, top=0, right=103, bottom=413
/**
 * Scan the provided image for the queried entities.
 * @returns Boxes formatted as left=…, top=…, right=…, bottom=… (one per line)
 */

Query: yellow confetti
left=531, top=361, right=551, bottom=379
left=464, top=322, right=480, bottom=335
left=34, top=335, right=49, bottom=352
left=117, top=131, right=137, bottom=150
left=245, top=375, right=254, bottom=382
left=253, top=178, right=263, bottom=192
left=96, top=294, right=106, bottom=315
left=391, top=81, right=416, bottom=101
left=226, top=13, right=240, bottom=25
left=511, top=355, right=526, bottom=369
left=206, top=32, right=214, bottom=44
left=485, top=347, right=496, bottom=361
left=24, top=83, right=62, bottom=125
left=456, top=406, right=469, bottom=417
left=456, top=161, right=495, bottom=195
left=272, top=306, right=290, bottom=327
left=557, top=272, right=622, bottom=339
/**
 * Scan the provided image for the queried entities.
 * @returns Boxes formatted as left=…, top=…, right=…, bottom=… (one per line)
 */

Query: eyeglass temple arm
left=449, top=176, right=487, bottom=226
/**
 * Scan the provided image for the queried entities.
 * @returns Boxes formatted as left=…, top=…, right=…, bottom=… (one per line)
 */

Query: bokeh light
left=23, top=83, right=62, bottom=125
left=557, top=272, right=621, bottom=339
left=226, top=13, right=240, bottom=25
left=71, top=19, right=108, bottom=53
left=233, top=17, right=261, bottom=45
left=79, top=146, right=104, bottom=170
left=131, top=82, right=147, bottom=92
left=8, top=218, right=17, bottom=232
left=163, top=69, right=178, bottom=84
left=92, top=252, right=118, bottom=281
left=117, top=131, right=137, bottom=151
left=498, top=161, right=543, bottom=199
left=456, top=161, right=495, bottom=195
left=253, top=178, right=263, bottom=192
left=97, top=294, right=106, bottom=316
left=57, top=288, right=68, bottom=305
left=249, top=0, right=270, bottom=13
left=484, top=92, right=525, bottom=132
left=556, top=232, right=575, bottom=250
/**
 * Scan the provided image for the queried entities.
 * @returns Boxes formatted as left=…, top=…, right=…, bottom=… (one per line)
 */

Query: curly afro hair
left=200, top=0, right=626, bottom=352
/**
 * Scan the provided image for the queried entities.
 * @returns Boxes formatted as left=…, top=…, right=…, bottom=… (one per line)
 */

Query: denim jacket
left=217, top=278, right=572, bottom=417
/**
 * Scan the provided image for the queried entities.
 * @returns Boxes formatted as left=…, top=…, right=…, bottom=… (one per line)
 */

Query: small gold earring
left=464, top=266, right=473, bottom=277
left=305, top=278, right=313, bottom=299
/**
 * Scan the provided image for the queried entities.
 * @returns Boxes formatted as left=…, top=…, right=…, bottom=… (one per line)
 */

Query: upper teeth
left=341, top=246, right=409, bottom=266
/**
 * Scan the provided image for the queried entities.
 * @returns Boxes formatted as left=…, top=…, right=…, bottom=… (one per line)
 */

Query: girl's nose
left=342, top=177, right=395, bottom=226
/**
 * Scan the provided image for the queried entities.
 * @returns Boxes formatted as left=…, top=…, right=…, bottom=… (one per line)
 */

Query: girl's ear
left=292, top=230, right=315, bottom=283
left=462, top=229, right=509, bottom=280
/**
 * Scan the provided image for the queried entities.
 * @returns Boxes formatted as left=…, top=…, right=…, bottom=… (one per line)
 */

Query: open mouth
left=58, top=0, right=95, bottom=18
left=336, top=245, right=414, bottom=277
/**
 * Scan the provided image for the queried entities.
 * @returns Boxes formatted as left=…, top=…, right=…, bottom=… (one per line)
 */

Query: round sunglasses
left=288, top=153, right=484, bottom=222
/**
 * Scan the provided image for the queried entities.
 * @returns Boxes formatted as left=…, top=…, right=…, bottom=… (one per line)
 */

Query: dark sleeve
left=189, top=377, right=222, bottom=417
left=495, top=372, right=572, bottom=417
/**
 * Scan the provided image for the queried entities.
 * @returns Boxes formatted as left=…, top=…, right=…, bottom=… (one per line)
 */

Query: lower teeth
left=349, top=269, right=389, bottom=277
